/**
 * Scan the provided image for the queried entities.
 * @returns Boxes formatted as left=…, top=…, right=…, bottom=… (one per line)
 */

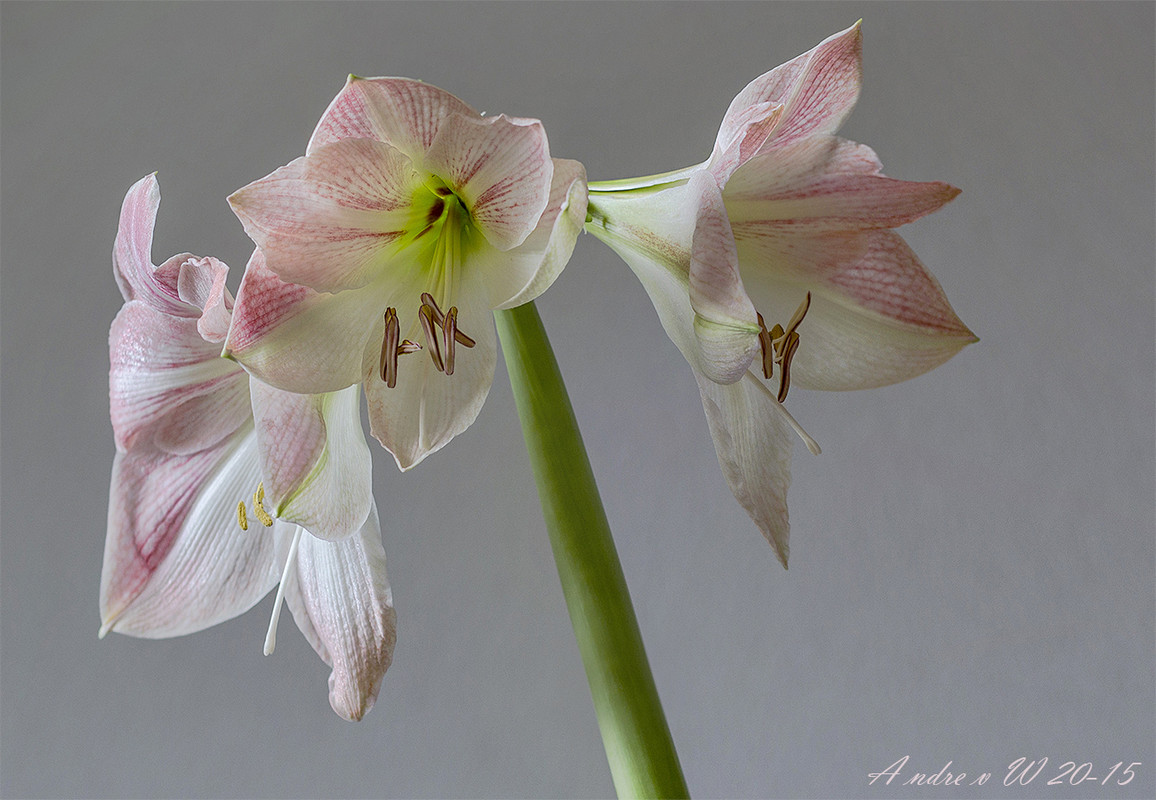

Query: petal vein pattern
left=103, top=175, right=395, bottom=720
left=228, top=77, right=587, bottom=469
left=586, top=22, right=974, bottom=566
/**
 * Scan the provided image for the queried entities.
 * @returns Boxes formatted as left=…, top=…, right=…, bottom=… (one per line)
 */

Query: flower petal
left=113, top=174, right=196, bottom=316
left=308, top=75, right=477, bottom=159
left=425, top=113, right=554, bottom=251
left=174, top=255, right=235, bottom=343
left=364, top=276, right=497, bottom=470
left=724, top=136, right=961, bottom=232
left=100, top=427, right=279, bottom=637
left=686, top=170, right=760, bottom=384
left=588, top=178, right=752, bottom=381
left=251, top=383, right=372, bottom=542
left=229, top=139, right=427, bottom=293
left=279, top=508, right=396, bottom=721
left=694, top=371, right=796, bottom=567
left=110, top=300, right=251, bottom=454
left=736, top=230, right=976, bottom=390
left=714, top=23, right=862, bottom=165
left=224, top=249, right=388, bottom=395
left=484, top=158, right=588, bottom=310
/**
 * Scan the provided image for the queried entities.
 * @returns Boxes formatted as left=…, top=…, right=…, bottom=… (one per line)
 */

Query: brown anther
left=756, top=291, right=812, bottom=403
left=379, top=308, right=401, bottom=386
left=443, top=307, right=459, bottom=375
left=421, top=292, right=476, bottom=347
left=418, top=303, right=445, bottom=372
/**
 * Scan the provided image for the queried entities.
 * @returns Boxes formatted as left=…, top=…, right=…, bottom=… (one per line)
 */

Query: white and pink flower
left=585, top=24, right=976, bottom=566
left=102, top=174, right=396, bottom=721
left=227, top=77, right=588, bottom=469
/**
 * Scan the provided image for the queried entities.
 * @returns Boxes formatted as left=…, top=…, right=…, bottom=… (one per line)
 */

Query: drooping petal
left=251, top=382, right=372, bottom=542
left=100, top=427, right=279, bottom=637
left=308, top=75, right=478, bottom=159
left=279, top=508, right=396, bottom=721
left=686, top=170, right=761, bottom=384
left=425, top=113, right=554, bottom=251
left=714, top=22, right=862, bottom=167
left=724, top=137, right=961, bottom=232
left=482, top=158, right=588, bottom=310
left=112, top=174, right=195, bottom=317
left=694, top=371, right=796, bottom=567
left=225, top=249, right=392, bottom=395
left=110, top=300, right=251, bottom=454
left=364, top=276, right=497, bottom=470
left=736, top=230, right=976, bottom=390
left=229, top=139, right=428, bottom=293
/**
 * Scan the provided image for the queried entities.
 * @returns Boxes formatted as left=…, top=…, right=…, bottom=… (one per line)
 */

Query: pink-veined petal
left=714, top=22, right=862, bottom=166
left=113, top=175, right=194, bottom=315
left=172, top=255, right=235, bottom=343
left=308, top=75, right=478, bottom=159
left=425, top=113, right=553, bottom=252
left=251, top=383, right=372, bottom=542
left=482, top=158, right=588, bottom=310
left=365, top=277, right=497, bottom=470
left=100, top=426, right=275, bottom=636
left=225, top=250, right=393, bottom=395
left=279, top=509, right=396, bottom=721
left=686, top=170, right=760, bottom=384
left=110, top=300, right=251, bottom=454
left=695, top=371, right=796, bottom=567
left=724, top=137, right=961, bottom=231
left=736, top=230, right=976, bottom=390
left=229, top=139, right=426, bottom=293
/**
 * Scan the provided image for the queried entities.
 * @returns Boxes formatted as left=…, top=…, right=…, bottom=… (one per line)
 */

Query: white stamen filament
left=263, top=527, right=303, bottom=656
left=771, top=395, right=822, bottom=455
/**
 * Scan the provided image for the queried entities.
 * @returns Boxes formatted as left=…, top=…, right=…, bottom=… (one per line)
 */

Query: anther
left=379, top=308, right=423, bottom=387
left=443, top=307, right=459, bottom=375
left=420, top=293, right=476, bottom=347
left=237, top=501, right=249, bottom=531
left=418, top=303, right=445, bottom=372
left=756, top=291, right=812, bottom=403
left=253, top=483, right=274, bottom=528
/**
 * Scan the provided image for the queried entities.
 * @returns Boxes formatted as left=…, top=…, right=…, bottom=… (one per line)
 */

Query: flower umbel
left=227, top=77, right=588, bottom=469
left=102, top=175, right=396, bottom=720
left=586, top=23, right=976, bottom=566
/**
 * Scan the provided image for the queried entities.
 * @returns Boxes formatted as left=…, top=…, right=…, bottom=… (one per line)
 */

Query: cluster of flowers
left=101, top=24, right=974, bottom=720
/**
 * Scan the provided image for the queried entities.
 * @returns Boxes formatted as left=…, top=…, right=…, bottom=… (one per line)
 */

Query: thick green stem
left=494, top=301, right=689, bottom=799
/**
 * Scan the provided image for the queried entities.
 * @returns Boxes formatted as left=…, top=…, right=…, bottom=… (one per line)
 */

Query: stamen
left=421, top=293, right=476, bottom=346
left=776, top=331, right=800, bottom=403
left=772, top=394, right=822, bottom=456
left=264, top=527, right=303, bottom=656
left=443, top=307, right=459, bottom=375
left=755, top=291, right=812, bottom=402
left=380, top=308, right=401, bottom=387
left=237, top=501, right=249, bottom=531
left=253, top=483, right=274, bottom=528
left=756, top=313, right=775, bottom=380
left=418, top=303, right=444, bottom=372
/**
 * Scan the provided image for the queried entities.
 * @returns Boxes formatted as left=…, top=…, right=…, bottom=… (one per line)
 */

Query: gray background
left=2, top=2, right=1153, bottom=798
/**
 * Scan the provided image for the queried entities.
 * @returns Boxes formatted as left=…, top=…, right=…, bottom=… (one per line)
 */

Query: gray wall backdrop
left=2, top=2, right=1153, bottom=798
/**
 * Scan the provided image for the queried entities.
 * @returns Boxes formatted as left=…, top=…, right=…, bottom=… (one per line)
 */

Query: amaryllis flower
left=227, top=77, right=588, bottom=469
left=585, top=23, right=976, bottom=566
left=101, top=174, right=396, bottom=720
